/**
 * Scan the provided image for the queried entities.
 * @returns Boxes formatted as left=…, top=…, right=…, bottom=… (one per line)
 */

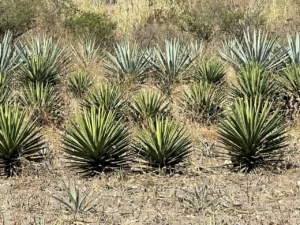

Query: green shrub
left=218, top=7, right=266, bottom=39
left=182, top=81, right=224, bottom=124
left=38, top=0, right=77, bottom=33
left=133, top=117, right=192, bottom=170
left=218, top=8, right=244, bottom=38
left=133, top=21, right=194, bottom=49
left=0, top=104, right=45, bottom=176
left=177, top=1, right=266, bottom=41
left=63, top=107, right=131, bottom=175
left=218, top=96, right=288, bottom=173
left=66, top=11, right=116, bottom=47
left=0, top=0, right=41, bottom=38
left=178, top=4, right=214, bottom=41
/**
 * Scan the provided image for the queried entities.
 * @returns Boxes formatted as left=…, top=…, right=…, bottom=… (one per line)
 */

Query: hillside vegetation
left=1, top=0, right=300, bottom=224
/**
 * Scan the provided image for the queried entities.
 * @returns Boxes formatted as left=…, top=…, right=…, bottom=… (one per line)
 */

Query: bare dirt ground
left=0, top=122, right=300, bottom=225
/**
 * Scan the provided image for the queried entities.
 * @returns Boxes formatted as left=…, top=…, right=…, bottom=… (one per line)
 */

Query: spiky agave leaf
left=182, top=81, right=225, bottom=124
left=0, top=104, right=44, bottom=176
left=151, top=39, right=202, bottom=96
left=104, top=41, right=150, bottom=83
left=63, top=107, right=131, bottom=175
left=133, top=117, right=192, bottom=170
left=218, top=96, right=288, bottom=172
left=67, top=72, right=92, bottom=98
left=181, top=184, right=219, bottom=213
left=279, top=64, right=300, bottom=118
left=287, top=32, right=300, bottom=65
left=231, top=62, right=277, bottom=100
left=220, top=29, right=287, bottom=70
left=281, top=64, right=300, bottom=97
left=130, top=90, right=170, bottom=123
left=17, top=55, right=61, bottom=87
left=0, top=31, right=20, bottom=73
left=82, top=84, right=126, bottom=117
left=194, top=61, right=226, bottom=84
left=0, top=72, right=12, bottom=104
left=71, top=39, right=102, bottom=68
left=19, top=35, right=71, bottom=66
left=53, top=179, right=97, bottom=214
left=17, top=35, right=71, bottom=87
left=19, top=83, right=62, bottom=124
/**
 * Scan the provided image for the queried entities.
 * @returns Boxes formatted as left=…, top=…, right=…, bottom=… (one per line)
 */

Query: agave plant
left=19, top=83, right=62, bottom=124
left=181, top=184, right=220, bottom=213
left=71, top=39, right=102, bottom=68
left=287, top=32, right=300, bottom=65
left=220, top=29, right=287, bottom=70
left=67, top=72, right=92, bottom=97
left=130, top=90, right=170, bottom=123
left=0, top=72, right=12, bottom=104
left=281, top=64, right=300, bottom=97
left=151, top=39, right=202, bottom=96
left=53, top=179, right=97, bottom=214
left=0, top=104, right=45, bottom=176
left=182, top=81, right=225, bottom=124
left=17, top=35, right=70, bottom=87
left=104, top=41, right=150, bottom=84
left=17, top=56, right=61, bottom=87
left=218, top=96, right=288, bottom=172
left=82, top=84, right=126, bottom=117
left=63, top=107, right=131, bottom=175
left=133, top=117, right=192, bottom=170
left=194, top=61, right=226, bottom=84
left=279, top=64, right=300, bottom=118
left=0, top=32, right=19, bottom=73
left=231, top=62, right=276, bottom=100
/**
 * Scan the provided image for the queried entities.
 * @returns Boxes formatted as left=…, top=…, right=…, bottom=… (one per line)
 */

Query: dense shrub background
left=65, top=11, right=117, bottom=47
left=0, top=0, right=41, bottom=38
left=178, top=1, right=266, bottom=41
